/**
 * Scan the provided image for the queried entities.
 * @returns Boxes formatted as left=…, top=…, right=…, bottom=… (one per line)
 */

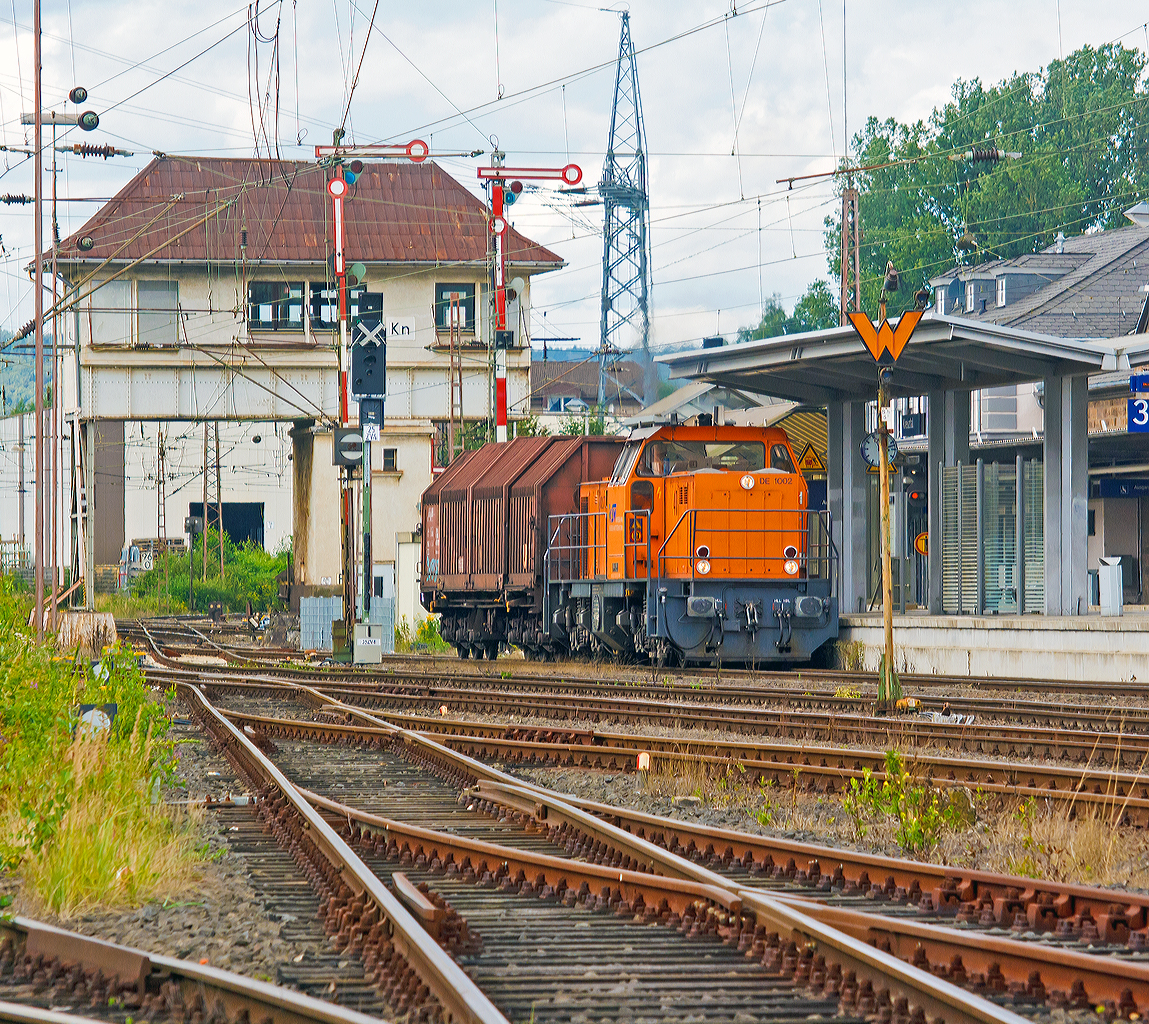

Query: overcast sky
left=0, top=0, right=1144, bottom=354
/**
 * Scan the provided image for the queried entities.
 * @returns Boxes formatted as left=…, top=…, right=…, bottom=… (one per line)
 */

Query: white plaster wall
left=120, top=420, right=295, bottom=555
left=840, top=613, right=1149, bottom=682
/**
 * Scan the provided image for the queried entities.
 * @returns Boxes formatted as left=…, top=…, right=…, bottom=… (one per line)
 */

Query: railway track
left=0, top=915, right=387, bottom=1024
left=151, top=666, right=1149, bottom=823
left=178, top=676, right=1149, bottom=1021
left=118, top=616, right=1149, bottom=699
left=180, top=677, right=1029, bottom=1024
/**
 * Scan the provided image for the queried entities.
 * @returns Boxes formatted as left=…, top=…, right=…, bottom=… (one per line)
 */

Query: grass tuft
left=0, top=571, right=204, bottom=913
left=16, top=730, right=203, bottom=917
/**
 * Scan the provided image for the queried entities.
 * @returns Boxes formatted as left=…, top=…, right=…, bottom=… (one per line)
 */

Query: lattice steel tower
left=599, top=11, right=654, bottom=404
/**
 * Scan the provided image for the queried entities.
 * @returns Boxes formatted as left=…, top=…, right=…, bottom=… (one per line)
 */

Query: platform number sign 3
left=1130, top=397, right=1149, bottom=433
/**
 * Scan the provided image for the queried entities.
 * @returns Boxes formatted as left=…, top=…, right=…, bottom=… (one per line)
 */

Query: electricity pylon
left=599, top=11, right=654, bottom=405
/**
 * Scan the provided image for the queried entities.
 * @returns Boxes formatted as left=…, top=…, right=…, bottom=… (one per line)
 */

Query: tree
left=823, top=43, right=1149, bottom=317
left=739, top=281, right=839, bottom=342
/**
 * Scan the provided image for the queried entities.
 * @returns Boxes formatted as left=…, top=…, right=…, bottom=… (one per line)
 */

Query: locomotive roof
left=626, top=424, right=793, bottom=443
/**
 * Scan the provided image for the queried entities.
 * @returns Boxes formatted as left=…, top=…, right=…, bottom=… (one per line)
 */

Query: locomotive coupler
left=744, top=600, right=760, bottom=635
left=772, top=598, right=792, bottom=653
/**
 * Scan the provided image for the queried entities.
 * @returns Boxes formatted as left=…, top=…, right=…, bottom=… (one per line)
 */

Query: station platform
left=839, top=610, right=1149, bottom=682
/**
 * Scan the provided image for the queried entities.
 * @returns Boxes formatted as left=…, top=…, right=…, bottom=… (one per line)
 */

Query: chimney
left=1056, top=231, right=1066, bottom=253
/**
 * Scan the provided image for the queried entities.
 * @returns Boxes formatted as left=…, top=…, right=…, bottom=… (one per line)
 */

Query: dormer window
left=965, top=282, right=975, bottom=312
left=996, top=277, right=1006, bottom=308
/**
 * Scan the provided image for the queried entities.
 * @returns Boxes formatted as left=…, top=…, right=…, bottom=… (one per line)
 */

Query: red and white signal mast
left=477, top=156, right=582, bottom=442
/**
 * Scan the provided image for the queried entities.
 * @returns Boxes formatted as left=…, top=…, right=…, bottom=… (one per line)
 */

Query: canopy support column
left=828, top=398, right=867, bottom=615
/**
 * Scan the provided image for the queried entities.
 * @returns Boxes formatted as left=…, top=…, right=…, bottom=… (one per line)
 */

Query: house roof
left=530, top=359, right=644, bottom=403
left=56, top=156, right=564, bottom=268
left=928, top=225, right=1149, bottom=338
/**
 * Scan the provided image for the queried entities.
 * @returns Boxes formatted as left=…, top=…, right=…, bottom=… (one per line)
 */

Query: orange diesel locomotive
left=420, top=422, right=838, bottom=664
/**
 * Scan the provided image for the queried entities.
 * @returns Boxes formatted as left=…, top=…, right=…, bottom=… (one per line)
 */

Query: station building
left=661, top=208, right=1149, bottom=680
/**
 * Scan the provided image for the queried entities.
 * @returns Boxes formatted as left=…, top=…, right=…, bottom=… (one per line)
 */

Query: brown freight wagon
left=420, top=435, right=622, bottom=659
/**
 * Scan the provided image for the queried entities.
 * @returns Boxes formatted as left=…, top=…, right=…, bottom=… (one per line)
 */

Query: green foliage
left=824, top=43, right=1149, bottom=315
left=514, top=414, right=550, bottom=438
left=739, top=281, right=840, bottom=341
left=394, top=615, right=451, bottom=654
left=842, top=751, right=968, bottom=855
left=131, top=529, right=287, bottom=613
left=560, top=405, right=609, bottom=436
left=0, top=572, right=193, bottom=909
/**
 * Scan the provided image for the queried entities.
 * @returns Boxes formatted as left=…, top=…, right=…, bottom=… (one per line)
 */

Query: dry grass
left=13, top=730, right=204, bottom=918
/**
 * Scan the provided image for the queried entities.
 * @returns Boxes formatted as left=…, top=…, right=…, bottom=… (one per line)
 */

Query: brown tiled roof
left=57, top=156, right=563, bottom=267
left=531, top=358, right=644, bottom=399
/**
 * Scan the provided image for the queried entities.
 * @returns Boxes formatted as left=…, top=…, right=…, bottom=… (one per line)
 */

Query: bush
left=842, top=750, right=969, bottom=856
left=132, top=529, right=288, bottom=613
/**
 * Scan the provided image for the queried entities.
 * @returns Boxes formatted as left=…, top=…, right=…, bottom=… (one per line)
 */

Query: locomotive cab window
left=770, top=444, right=796, bottom=473
left=639, top=440, right=765, bottom=477
left=630, top=479, right=654, bottom=510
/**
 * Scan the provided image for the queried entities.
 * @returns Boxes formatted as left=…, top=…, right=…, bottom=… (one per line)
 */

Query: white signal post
left=477, top=162, right=582, bottom=442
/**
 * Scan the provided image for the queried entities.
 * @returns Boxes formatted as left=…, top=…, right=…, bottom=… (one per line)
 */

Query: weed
left=841, top=751, right=967, bottom=856
left=394, top=615, right=451, bottom=654
left=834, top=685, right=862, bottom=700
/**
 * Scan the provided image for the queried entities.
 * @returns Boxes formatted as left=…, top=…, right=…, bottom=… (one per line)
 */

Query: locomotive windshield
left=610, top=441, right=642, bottom=483
left=638, top=440, right=767, bottom=476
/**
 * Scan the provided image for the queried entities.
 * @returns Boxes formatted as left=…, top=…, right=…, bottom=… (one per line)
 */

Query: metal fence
left=941, top=457, right=1043, bottom=614
left=300, top=596, right=342, bottom=651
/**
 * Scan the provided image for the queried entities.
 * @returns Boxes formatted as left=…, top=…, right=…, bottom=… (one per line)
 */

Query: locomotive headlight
left=784, top=545, right=798, bottom=559
left=740, top=474, right=755, bottom=491
left=696, top=559, right=711, bottom=575
left=784, top=559, right=799, bottom=575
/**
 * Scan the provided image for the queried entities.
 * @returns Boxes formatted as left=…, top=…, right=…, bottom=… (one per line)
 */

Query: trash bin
left=1099, top=557, right=1124, bottom=617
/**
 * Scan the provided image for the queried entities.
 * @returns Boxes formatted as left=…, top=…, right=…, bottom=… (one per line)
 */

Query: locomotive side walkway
left=840, top=609, right=1149, bottom=681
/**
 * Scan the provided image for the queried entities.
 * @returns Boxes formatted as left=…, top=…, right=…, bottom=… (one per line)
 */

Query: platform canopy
left=660, top=312, right=1124, bottom=401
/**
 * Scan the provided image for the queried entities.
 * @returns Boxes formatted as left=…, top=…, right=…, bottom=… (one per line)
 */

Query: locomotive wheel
left=456, top=644, right=471, bottom=659
left=484, top=643, right=499, bottom=661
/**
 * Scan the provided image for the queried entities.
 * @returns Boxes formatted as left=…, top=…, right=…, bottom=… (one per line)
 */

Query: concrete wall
left=839, top=613, right=1149, bottom=682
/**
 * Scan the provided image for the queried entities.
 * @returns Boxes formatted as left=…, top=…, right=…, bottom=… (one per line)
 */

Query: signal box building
left=54, top=156, right=563, bottom=609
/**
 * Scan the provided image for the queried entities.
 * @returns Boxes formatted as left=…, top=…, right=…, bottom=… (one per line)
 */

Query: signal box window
left=309, top=283, right=366, bottom=331
left=248, top=281, right=303, bottom=331
left=435, top=283, right=476, bottom=332
left=639, top=440, right=765, bottom=476
left=770, top=444, right=796, bottom=473
left=382, top=448, right=397, bottom=472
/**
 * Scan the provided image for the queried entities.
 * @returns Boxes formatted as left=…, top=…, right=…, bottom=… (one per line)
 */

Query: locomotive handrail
left=622, top=509, right=652, bottom=584
left=656, top=507, right=838, bottom=589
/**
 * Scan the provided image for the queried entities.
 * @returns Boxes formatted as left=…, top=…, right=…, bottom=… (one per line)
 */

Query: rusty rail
left=0, top=916, right=389, bottom=1024
left=175, top=682, right=509, bottom=1024
left=212, top=700, right=1149, bottom=824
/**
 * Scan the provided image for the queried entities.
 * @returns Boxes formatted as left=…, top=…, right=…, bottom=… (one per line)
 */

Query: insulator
left=971, top=147, right=1000, bottom=163
left=0, top=194, right=32, bottom=204
left=70, top=143, right=117, bottom=159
